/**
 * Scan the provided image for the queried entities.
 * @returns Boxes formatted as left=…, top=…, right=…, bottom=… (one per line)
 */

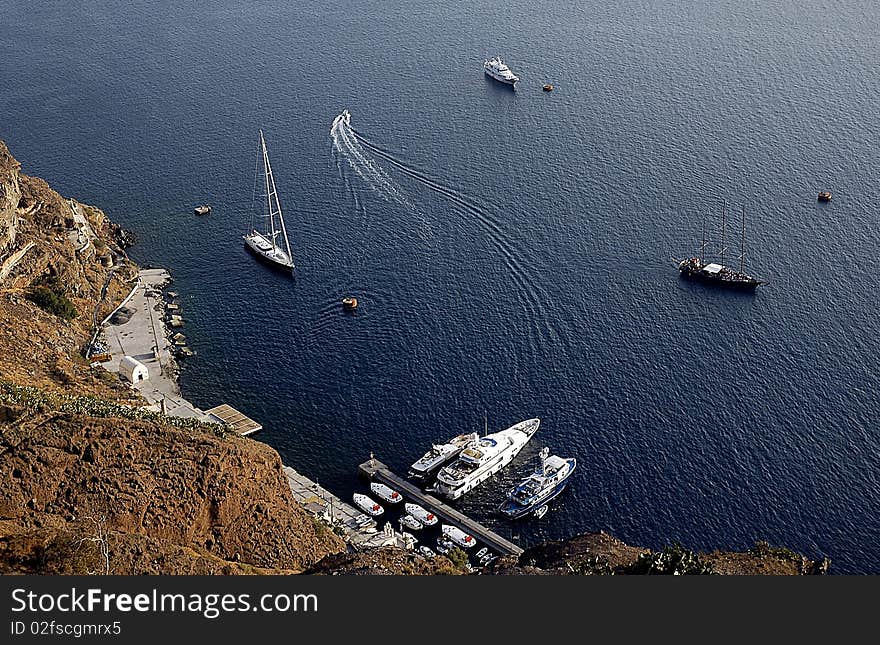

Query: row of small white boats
left=353, top=483, right=488, bottom=557
left=353, top=483, right=467, bottom=532
left=353, top=483, right=440, bottom=528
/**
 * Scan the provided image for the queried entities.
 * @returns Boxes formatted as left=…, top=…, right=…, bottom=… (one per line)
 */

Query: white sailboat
left=243, top=129, right=295, bottom=272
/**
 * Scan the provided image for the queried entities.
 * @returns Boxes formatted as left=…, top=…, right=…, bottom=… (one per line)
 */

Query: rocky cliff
left=0, top=138, right=344, bottom=574
left=0, top=402, right=342, bottom=574
left=0, top=141, right=21, bottom=254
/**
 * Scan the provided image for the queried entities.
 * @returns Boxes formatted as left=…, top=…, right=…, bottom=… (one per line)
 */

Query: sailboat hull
left=243, top=232, right=294, bottom=272
left=677, top=261, right=761, bottom=290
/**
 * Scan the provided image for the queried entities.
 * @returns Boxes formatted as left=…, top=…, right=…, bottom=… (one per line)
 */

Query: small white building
left=119, top=356, right=149, bottom=383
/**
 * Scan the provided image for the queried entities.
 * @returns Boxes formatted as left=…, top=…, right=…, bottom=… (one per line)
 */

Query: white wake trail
left=330, top=110, right=412, bottom=208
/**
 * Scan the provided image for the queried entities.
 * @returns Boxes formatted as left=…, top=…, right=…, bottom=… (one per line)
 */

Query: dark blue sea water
left=4, top=1, right=879, bottom=573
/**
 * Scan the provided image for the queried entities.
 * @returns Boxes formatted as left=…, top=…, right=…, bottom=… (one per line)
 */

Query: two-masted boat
left=676, top=203, right=764, bottom=290
left=243, top=130, right=295, bottom=272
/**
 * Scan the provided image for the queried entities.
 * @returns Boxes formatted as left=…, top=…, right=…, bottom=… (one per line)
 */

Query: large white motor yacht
left=484, top=56, right=520, bottom=87
left=408, top=432, right=479, bottom=481
left=434, top=418, right=540, bottom=500
left=499, top=447, right=577, bottom=519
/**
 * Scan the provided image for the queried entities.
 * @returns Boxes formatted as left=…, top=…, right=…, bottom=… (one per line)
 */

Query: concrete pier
left=359, top=457, right=524, bottom=556
left=205, top=404, right=262, bottom=436
left=284, top=466, right=414, bottom=551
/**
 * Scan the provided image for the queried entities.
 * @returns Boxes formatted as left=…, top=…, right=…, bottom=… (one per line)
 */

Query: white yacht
left=404, top=502, right=438, bottom=526
left=484, top=56, right=519, bottom=87
left=408, top=432, right=479, bottom=481
left=352, top=493, right=384, bottom=517
left=499, top=447, right=577, bottom=519
left=442, top=524, right=476, bottom=549
left=434, top=418, right=540, bottom=500
left=370, top=482, right=403, bottom=504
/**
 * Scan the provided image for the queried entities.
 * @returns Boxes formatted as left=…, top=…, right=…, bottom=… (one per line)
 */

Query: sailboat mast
left=739, top=206, right=746, bottom=274
left=700, top=218, right=706, bottom=264
left=720, top=201, right=727, bottom=267
left=260, top=130, right=277, bottom=253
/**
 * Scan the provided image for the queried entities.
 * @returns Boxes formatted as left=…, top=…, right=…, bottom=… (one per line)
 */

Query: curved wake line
left=352, top=130, right=563, bottom=347
left=330, top=110, right=413, bottom=208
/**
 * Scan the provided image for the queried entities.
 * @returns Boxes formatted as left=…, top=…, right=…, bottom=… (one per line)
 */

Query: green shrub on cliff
left=625, top=543, right=715, bottom=575
left=26, top=275, right=77, bottom=320
left=446, top=547, right=470, bottom=571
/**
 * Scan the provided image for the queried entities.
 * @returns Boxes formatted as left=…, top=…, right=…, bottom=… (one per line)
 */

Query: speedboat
left=484, top=56, right=519, bottom=87
left=408, top=432, right=479, bottom=481
left=499, top=447, right=576, bottom=519
left=434, top=418, right=540, bottom=500
left=475, top=547, right=489, bottom=560
left=404, top=503, right=438, bottom=526
left=442, top=524, right=476, bottom=549
left=399, top=514, right=423, bottom=531
left=370, top=482, right=403, bottom=504
left=419, top=546, right=436, bottom=558
left=330, top=109, right=351, bottom=133
left=352, top=493, right=384, bottom=517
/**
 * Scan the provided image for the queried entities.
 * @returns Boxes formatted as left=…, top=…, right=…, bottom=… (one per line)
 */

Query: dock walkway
left=359, top=457, right=524, bottom=556
left=284, top=466, right=413, bottom=551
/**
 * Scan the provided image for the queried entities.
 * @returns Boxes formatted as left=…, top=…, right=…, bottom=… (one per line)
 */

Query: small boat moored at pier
left=353, top=493, right=384, bottom=517
left=400, top=514, right=423, bottom=531
left=405, top=502, right=438, bottom=526
left=370, top=482, right=402, bottom=504
left=442, top=524, right=476, bottom=549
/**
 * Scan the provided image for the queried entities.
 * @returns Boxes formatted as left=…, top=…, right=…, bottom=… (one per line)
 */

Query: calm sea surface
left=3, top=1, right=879, bottom=573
